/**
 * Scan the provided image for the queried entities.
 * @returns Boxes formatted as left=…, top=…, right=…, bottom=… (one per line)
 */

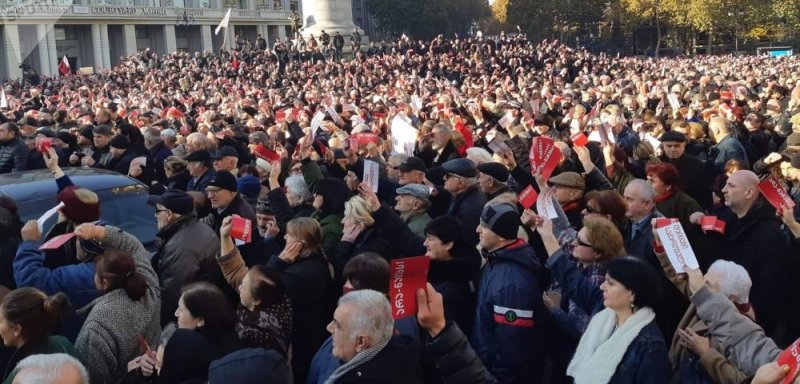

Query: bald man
left=709, top=117, right=749, bottom=173
left=689, top=170, right=787, bottom=337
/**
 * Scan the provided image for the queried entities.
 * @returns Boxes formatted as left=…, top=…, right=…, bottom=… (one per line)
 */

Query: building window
left=272, top=0, right=281, bottom=10
left=135, top=26, right=149, bottom=39
left=289, top=0, right=297, bottom=11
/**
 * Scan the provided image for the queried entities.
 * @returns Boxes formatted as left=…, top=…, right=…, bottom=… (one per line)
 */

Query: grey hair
left=337, top=290, right=394, bottom=344
left=143, top=128, right=163, bottom=144
left=554, top=142, right=571, bottom=160
left=708, top=260, right=752, bottom=304
left=387, top=153, right=409, bottom=165
left=466, top=147, right=493, bottom=165
left=13, top=353, right=89, bottom=384
left=627, top=179, right=656, bottom=202
left=285, top=175, right=311, bottom=203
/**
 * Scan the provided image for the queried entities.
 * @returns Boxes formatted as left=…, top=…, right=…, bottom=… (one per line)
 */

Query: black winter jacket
left=0, top=138, right=28, bottom=173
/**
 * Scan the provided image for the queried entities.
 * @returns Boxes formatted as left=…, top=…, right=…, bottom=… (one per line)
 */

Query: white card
left=38, top=202, right=65, bottom=233
left=363, top=160, right=380, bottom=193
left=655, top=221, right=699, bottom=273
left=310, top=111, right=326, bottom=138
left=536, top=190, right=558, bottom=219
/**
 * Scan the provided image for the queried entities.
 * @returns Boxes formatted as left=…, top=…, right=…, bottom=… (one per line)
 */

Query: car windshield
left=16, top=188, right=157, bottom=248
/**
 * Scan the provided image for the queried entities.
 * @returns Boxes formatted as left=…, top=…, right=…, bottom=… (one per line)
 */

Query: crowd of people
left=0, top=31, right=799, bottom=384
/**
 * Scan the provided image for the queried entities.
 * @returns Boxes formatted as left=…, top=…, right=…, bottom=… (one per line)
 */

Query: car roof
left=0, top=168, right=145, bottom=203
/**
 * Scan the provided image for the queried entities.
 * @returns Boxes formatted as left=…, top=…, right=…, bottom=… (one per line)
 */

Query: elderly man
left=659, top=131, right=711, bottom=208
left=623, top=179, right=660, bottom=259
left=442, top=158, right=486, bottom=246
left=430, top=123, right=460, bottom=167
left=201, top=171, right=263, bottom=265
left=212, top=145, right=240, bottom=174
left=547, top=172, right=586, bottom=229
left=690, top=170, right=787, bottom=336
left=325, top=290, right=421, bottom=382
left=11, top=354, right=89, bottom=384
left=160, top=128, right=185, bottom=158
left=474, top=203, right=550, bottom=384
left=386, top=153, right=409, bottom=183
left=185, top=150, right=214, bottom=192
left=394, top=184, right=432, bottom=237
left=709, top=117, right=749, bottom=173
left=476, top=162, right=511, bottom=201
left=144, top=127, right=172, bottom=184
left=147, top=189, right=222, bottom=326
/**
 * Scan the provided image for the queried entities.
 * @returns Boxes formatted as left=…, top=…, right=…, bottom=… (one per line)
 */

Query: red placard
left=230, top=216, right=253, bottom=244
left=777, top=338, right=800, bottom=384
left=39, top=233, right=76, bottom=251
left=758, top=176, right=795, bottom=213
left=352, top=132, right=380, bottom=147
left=389, top=256, right=430, bottom=320
left=253, top=144, right=281, bottom=163
left=276, top=110, right=286, bottom=123
left=571, top=133, right=588, bottom=147
left=36, top=138, right=52, bottom=154
left=518, top=185, right=538, bottom=209
left=655, top=218, right=680, bottom=228
left=700, top=216, right=726, bottom=234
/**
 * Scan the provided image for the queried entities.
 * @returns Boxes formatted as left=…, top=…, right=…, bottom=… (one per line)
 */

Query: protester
left=11, top=353, right=88, bottom=384
left=646, top=162, right=702, bottom=229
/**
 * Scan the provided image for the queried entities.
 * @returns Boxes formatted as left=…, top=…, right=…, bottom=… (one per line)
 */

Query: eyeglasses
left=443, top=173, right=463, bottom=181
left=154, top=209, right=170, bottom=215
left=576, top=237, right=594, bottom=249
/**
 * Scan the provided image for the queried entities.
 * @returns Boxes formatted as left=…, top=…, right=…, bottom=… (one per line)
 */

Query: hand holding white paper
left=38, top=202, right=65, bottom=233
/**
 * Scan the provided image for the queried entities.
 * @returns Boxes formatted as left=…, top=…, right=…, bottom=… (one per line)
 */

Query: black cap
left=109, top=135, right=130, bottom=150
left=660, top=131, right=687, bottom=143
left=185, top=150, right=212, bottom=162
left=79, top=126, right=94, bottom=141
left=35, top=127, right=56, bottom=138
left=442, top=158, right=478, bottom=178
left=207, top=171, right=238, bottom=192
left=93, top=125, right=113, bottom=136
left=398, top=156, right=426, bottom=172
left=477, top=162, right=509, bottom=183
left=18, top=116, right=39, bottom=128
left=212, top=146, right=239, bottom=160
left=147, top=189, right=195, bottom=215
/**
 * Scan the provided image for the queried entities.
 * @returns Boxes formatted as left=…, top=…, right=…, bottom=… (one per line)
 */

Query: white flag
left=0, top=88, right=7, bottom=109
left=215, top=8, right=231, bottom=36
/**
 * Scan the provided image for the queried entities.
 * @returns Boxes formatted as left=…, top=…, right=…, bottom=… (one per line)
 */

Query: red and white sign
left=39, top=233, right=76, bottom=251
left=758, top=176, right=795, bottom=213
left=655, top=219, right=699, bottom=273
left=530, top=136, right=561, bottom=180
left=570, top=132, right=588, bottom=147
left=518, top=185, right=538, bottom=210
left=777, top=337, right=800, bottom=384
left=389, top=256, right=430, bottom=319
left=700, top=216, right=726, bottom=234
left=230, top=216, right=253, bottom=245
left=36, top=138, right=52, bottom=154
left=536, top=189, right=558, bottom=219
left=363, top=160, right=380, bottom=193
left=58, top=55, right=70, bottom=76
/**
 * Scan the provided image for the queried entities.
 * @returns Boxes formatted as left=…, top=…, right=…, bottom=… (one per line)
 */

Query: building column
left=259, top=25, right=269, bottom=44
left=164, top=25, right=177, bottom=53
left=122, top=24, right=137, bottom=56
left=2, top=25, right=22, bottom=80
left=91, top=24, right=103, bottom=70
left=200, top=24, right=213, bottom=52
left=46, top=26, right=58, bottom=76
left=35, top=25, right=52, bottom=76
left=99, top=24, right=111, bottom=68
left=225, top=23, right=234, bottom=51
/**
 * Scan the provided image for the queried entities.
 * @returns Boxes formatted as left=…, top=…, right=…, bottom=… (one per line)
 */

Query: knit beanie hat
left=109, top=135, right=131, bottom=150
left=57, top=186, right=101, bottom=224
left=607, top=256, right=662, bottom=309
left=237, top=175, right=261, bottom=198
left=479, top=203, right=520, bottom=240
left=424, top=216, right=465, bottom=245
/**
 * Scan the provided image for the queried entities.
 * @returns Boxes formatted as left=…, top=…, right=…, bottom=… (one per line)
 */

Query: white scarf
left=567, top=307, right=655, bottom=384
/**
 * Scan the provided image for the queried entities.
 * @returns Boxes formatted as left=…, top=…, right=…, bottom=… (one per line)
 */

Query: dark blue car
left=0, top=168, right=157, bottom=249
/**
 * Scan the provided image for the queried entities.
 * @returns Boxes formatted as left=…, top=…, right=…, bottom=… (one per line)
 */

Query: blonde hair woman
left=332, top=192, right=399, bottom=283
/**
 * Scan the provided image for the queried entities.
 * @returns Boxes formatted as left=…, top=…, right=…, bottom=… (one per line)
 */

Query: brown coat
left=656, top=251, right=748, bottom=384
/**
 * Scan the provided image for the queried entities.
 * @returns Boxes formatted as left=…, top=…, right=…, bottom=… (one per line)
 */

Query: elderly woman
left=646, top=162, right=702, bottom=229
left=538, top=215, right=670, bottom=383
left=331, top=195, right=397, bottom=282
left=162, top=156, right=191, bottom=192
left=654, top=236, right=753, bottom=384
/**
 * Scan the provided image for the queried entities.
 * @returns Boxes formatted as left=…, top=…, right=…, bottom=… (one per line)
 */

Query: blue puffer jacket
left=13, top=240, right=100, bottom=341
left=471, top=239, right=551, bottom=384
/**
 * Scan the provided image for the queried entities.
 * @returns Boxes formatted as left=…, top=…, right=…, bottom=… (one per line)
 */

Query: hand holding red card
left=36, top=138, right=52, bottom=154
left=389, top=256, right=430, bottom=319
left=518, top=185, right=538, bottom=209
left=700, top=216, right=726, bottom=234
left=571, top=133, right=588, bottom=147
left=758, top=176, right=795, bottom=214
left=39, top=233, right=76, bottom=251
left=230, top=216, right=253, bottom=244
left=777, top=338, right=800, bottom=384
